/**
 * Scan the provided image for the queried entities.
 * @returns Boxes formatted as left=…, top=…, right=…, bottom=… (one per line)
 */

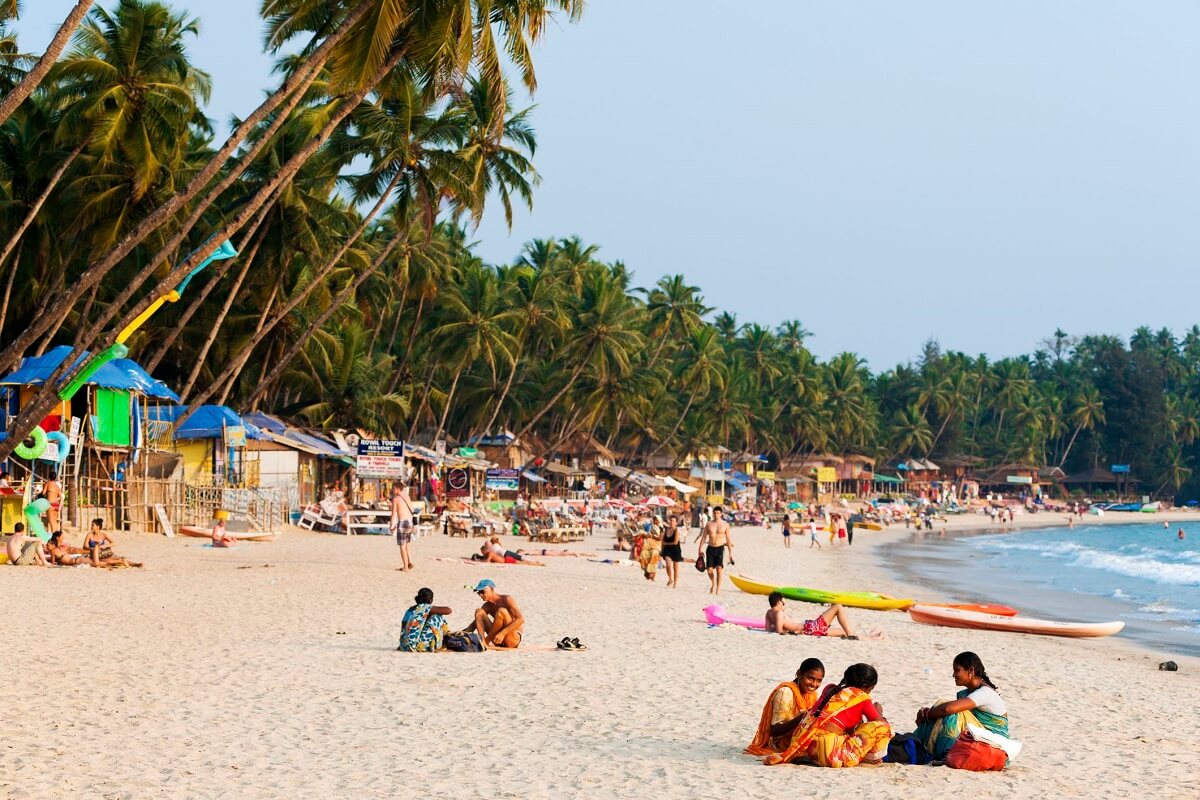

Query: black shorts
left=662, top=544, right=683, bottom=562
left=706, top=545, right=725, bottom=569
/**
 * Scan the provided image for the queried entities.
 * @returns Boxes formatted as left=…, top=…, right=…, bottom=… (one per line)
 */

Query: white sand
left=2, top=510, right=1197, bottom=798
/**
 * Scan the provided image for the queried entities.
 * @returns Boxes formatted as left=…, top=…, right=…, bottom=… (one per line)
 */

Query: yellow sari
left=764, top=686, right=892, bottom=767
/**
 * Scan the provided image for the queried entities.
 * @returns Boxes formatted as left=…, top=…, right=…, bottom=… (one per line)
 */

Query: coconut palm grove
left=1, top=1, right=1199, bottom=501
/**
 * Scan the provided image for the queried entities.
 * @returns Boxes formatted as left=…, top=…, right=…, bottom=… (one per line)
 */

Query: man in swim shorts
left=470, top=579, right=524, bottom=649
left=697, top=506, right=733, bottom=594
left=6, top=523, right=47, bottom=566
left=391, top=483, right=415, bottom=572
left=764, top=592, right=880, bottom=639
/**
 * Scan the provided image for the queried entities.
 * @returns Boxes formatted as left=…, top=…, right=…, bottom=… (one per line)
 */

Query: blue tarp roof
left=0, top=345, right=179, bottom=400
left=730, top=470, right=754, bottom=483
left=727, top=476, right=747, bottom=491
left=147, top=404, right=265, bottom=441
left=521, top=470, right=547, bottom=483
left=242, top=412, right=353, bottom=461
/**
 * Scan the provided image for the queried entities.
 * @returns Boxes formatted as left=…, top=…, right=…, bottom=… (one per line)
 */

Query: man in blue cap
left=470, top=579, right=525, bottom=649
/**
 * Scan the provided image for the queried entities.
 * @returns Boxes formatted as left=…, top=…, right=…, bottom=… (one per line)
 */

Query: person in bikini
left=764, top=592, right=882, bottom=640
left=470, top=579, right=524, bottom=649
left=46, top=531, right=91, bottom=566
left=696, top=506, right=733, bottom=594
left=83, top=519, right=142, bottom=568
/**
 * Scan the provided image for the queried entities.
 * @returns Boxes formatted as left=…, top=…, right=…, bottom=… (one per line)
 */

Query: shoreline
left=861, top=508, right=1200, bottom=666
left=3, top=517, right=1198, bottom=797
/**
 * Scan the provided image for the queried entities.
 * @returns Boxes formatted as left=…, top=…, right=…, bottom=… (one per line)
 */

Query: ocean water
left=881, top=521, right=1200, bottom=657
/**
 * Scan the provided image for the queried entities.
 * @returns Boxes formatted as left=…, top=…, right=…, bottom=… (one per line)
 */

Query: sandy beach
left=3, top=511, right=1198, bottom=799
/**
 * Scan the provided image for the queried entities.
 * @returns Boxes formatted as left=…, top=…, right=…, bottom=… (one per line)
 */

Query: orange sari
left=746, top=682, right=817, bottom=756
left=764, top=686, right=892, bottom=767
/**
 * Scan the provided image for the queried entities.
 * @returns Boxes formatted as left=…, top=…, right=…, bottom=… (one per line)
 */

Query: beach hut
left=0, top=345, right=179, bottom=532
left=242, top=413, right=357, bottom=510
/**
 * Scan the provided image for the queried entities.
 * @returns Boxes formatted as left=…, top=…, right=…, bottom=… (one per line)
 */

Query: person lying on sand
left=470, top=579, right=524, bottom=650
left=470, top=541, right=546, bottom=566
left=764, top=593, right=882, bottom=640
left=46, top=531, right=91, bottom=566
left=746, top=657, right=826, bottom=757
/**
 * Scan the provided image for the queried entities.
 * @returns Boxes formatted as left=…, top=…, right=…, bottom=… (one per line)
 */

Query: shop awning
left=689, top=466, right=725, bottom=482
left=521, top=470, right=547, bottom=483
left=147, top=404, right=265, bottom=441
left=873, top=474, right=904, bottom=484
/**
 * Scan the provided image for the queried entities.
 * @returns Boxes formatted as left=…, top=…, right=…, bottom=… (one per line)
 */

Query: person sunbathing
left=470, top=579, right=524, bottom=649
left=471, top=540, right=545, bottom=566
left=211, top=518, right=237, bottom=548
left=764, top=593, right=882, bottom=640
left=46, top=531, right=91, bottom=566
left=746, top=657, right=826, bottom=757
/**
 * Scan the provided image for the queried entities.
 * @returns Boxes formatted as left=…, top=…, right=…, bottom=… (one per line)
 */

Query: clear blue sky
left=18, top=1, right=1200, bottom=368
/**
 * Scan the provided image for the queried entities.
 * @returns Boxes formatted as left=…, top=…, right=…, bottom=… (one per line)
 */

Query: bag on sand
left=883, top=734, right=932, bottom=765
left=694, top=553, right=706, bottom=572
left=444, top=631, right=485, bottom=652
left=945, top=733, right=1007, bottom=771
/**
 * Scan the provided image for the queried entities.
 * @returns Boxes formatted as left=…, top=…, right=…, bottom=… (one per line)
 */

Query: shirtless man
left=470, top=579, right=524, bottom=649
left=391, top=483, right=415, bottom=572
left=764, top=592, right=881, bottom=639
left=696, top=506, right=733, bottom=594
left=6, top=523, right=47, bottom=566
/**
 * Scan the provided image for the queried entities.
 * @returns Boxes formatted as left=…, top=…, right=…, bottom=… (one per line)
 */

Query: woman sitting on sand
left=912, top=651, right=1009, bottom=759
left=763, top=663, right=892, bottom=767
left=746, top=658, right=825, bottom=757
left=398, top=588, right=452, bottom=652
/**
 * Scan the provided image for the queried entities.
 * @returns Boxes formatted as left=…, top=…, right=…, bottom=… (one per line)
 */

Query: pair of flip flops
left=556, top=637, right=587, bottom=651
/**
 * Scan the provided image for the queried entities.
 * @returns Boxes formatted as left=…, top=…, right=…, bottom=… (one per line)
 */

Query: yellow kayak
left=730, top=574, right=914, bottom=611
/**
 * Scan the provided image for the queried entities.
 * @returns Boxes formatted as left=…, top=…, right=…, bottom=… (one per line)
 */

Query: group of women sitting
left=747, top=651, right=1008, bottom=768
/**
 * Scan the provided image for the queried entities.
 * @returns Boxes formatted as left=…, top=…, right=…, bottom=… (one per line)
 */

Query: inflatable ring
left=42, top=430, right=70, bottom=464
left=14, top=425, right=47, bottom=460
left=24, top=497, right=50, bottom=543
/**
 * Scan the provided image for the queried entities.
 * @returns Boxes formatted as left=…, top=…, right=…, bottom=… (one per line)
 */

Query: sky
left=17, top=1, right=1200, bottom=368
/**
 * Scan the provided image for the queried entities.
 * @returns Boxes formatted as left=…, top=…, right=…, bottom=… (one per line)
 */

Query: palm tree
left=0, top=0, right=94, bottom=126
left=641, top=274, right=710, bottom=367
left=1059, top=386, right=1104, bottom=467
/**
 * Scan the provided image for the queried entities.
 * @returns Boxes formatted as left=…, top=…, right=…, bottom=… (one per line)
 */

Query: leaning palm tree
left=0, top=0, right=94, bottom=126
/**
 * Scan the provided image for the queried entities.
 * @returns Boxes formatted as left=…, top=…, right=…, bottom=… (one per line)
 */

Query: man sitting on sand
left=470, top=579, right=524, bottom=649
left=6, top=523, right=47, bottom=566
left=764, top=592, right=882, bottom=640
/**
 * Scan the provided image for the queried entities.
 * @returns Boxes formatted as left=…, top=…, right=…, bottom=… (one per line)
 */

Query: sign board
left=356, top=439, right=406, bottom=479
left=68, top=416, right=82, bottom=443
left=485, top=468, right=520, bottom=492
left=785, top=479, right=798, bottom=495
left=1006, top=475, right=1033, bottom=485
left=226, top=425, right=247, bottom=448
left=435, top=439, right=446, bottom=457
left=446, top=467, right=471, bottom=497
left=1111, top=464, right=1130, bottom=474
left=757, top=470, right=776, bottom=480
left=153, top=503, right=175, bottom=538
left=816, top=467, right=837, bottom=484
left=40, top=441, right=59, bottom=463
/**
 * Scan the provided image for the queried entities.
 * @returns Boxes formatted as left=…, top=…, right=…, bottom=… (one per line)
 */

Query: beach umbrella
left=606, top=498, right=632, bottom=508
left=788, top=501, right=806, bottom=510
left=1187, top=500, right=1199, bottom=507
left=641, top=495, right=675, bottom=507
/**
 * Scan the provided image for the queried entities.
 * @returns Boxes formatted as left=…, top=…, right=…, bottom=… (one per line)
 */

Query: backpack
left=443, top=631, right=485, bottom=652
left=883, top=733, right=933, bottom=765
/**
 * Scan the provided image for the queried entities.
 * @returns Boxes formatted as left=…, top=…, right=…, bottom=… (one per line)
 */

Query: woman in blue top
left=398, top=588, right=452, bottom=652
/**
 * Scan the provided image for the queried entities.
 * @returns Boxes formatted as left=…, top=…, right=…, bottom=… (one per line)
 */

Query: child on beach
left=808, top=521, right=822, bottom=549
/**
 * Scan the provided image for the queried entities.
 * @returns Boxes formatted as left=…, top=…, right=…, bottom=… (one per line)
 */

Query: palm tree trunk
left=1058, top=424, right=1085, bottom=468
left=928, top=406, right=957, bottom=454
left=237, top=233, right=406, bottom=411
left=432, top=360, right=467, bottom=443
left=384, top=283, right=410, bottom=355
left=0, top=138, right=86, bottom=334
left=0, top=1, right=374, bottom=375
left=143, top=258, right=236, bottom=373
left=389, top=294, right=428, bottom=391
left=0, top=0, right=93, bottom=127
left=512, top=346, right=596, bottom=444
left=407, top=360, right=438, bottom=440
left=478, top=329, right=527, bottom=436
left=177, top=232, right=265, bottom=402
left=216, top=282, right=280, bottom=408
left=643, top=387, right=699, bottom=463
left=0, top=239, right=20, bottom=340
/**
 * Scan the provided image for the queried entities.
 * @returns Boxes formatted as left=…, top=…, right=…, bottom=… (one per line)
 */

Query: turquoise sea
left=881, top=521, right=1200, bottom=657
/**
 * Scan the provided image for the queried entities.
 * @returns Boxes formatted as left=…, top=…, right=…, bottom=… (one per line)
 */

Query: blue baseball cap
left=472, top=579, right=496, bottom=592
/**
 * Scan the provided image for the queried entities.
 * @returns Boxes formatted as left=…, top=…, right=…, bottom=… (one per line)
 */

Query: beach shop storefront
left=0, top=345, right=180, bottom=532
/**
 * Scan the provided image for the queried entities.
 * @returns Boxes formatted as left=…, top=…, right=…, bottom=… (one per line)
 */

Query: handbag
left=695, top=553, right=706, bottom=572
left=945, top=733, right=1007, bottom=771
left=443, top=631, right=485, bottom=653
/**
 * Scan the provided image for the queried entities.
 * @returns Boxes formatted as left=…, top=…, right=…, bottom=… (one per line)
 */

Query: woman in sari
left=398, top=588, right=452, bottom=652
left=637, top=519, right=663, bottom=581
left=913, top=651, right=1008, bottom=759
left=764, top=663, right=892, bottom=768
left=746, top=658, right=824, bottom=757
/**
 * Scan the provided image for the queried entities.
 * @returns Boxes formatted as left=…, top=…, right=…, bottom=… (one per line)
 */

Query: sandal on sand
left=569, top=637, right=588, bottom=651
left=845, top=635, right=860, bottom=641
left=556, top=638, right=574, bottom=651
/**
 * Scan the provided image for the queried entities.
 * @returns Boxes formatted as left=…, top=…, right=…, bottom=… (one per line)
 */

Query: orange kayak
left=927, top=603, right=1018, bottom=617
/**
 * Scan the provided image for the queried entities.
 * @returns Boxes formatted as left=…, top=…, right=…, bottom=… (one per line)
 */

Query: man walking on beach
left=391, top=483, right=415, bottom=572
left=697, top=507, right=733, bottom=594
left=470, top=579, right=524, bottom=649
